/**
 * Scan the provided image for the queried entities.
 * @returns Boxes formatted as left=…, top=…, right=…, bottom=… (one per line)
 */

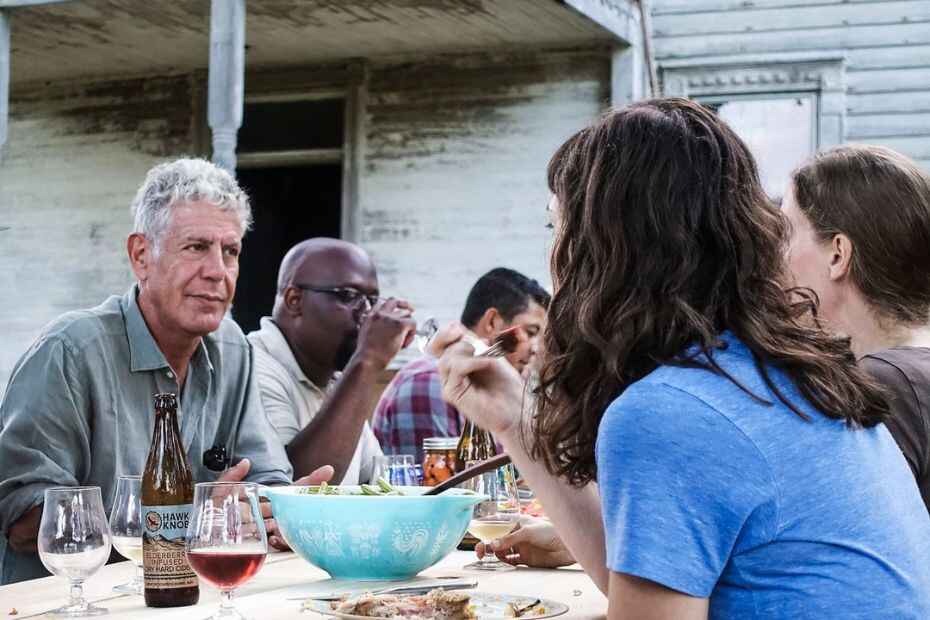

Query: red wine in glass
left=187, top=549, right=266, bottom=590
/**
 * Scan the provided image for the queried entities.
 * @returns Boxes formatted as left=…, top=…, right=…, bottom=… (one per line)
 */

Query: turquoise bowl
left=261, top=486, right=485, bottom=580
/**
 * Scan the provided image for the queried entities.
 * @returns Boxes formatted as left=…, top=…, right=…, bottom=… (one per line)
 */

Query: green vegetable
left=295, top=477, right=406, bottom=497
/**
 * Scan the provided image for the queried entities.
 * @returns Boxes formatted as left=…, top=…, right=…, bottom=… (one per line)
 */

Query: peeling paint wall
left=0, top=75, right=197, bottom=394
left=0, top=50, right=608, bottom=392
left=362, top=49, right=610, bottom=327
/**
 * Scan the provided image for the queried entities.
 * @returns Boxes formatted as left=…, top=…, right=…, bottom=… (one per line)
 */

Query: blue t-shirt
left=596, top=332, right=930, bottom=618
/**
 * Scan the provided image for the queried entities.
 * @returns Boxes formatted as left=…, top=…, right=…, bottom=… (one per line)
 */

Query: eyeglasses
left=292, top=284, right=380, bottom=310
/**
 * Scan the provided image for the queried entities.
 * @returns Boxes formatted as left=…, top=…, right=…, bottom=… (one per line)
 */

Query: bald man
left=247, top=238, right=417, bottom=483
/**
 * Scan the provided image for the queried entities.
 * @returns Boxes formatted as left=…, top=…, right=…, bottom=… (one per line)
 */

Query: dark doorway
left=233, top=164, right=343, bottom=333
left=231, top=96, right=346, bottom=334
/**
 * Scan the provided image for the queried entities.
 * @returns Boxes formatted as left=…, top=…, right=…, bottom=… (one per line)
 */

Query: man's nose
left=201, top=246, right=226, bottom=280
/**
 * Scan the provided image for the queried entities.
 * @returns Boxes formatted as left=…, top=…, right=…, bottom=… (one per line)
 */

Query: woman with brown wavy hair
left=785, top=144, right=930, bottom=513
left=435, top=99, right=930, bottom=619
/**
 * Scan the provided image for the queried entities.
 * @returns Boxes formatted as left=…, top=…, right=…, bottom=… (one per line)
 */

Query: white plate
left=303, top=591, right=569, bottom=620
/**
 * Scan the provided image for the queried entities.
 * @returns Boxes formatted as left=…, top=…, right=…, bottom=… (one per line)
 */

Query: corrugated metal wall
left=651, top=0, right=930, bottom=170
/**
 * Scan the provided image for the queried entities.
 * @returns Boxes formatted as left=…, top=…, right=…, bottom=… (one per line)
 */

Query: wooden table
left=0, top=551, right=606, bottom=619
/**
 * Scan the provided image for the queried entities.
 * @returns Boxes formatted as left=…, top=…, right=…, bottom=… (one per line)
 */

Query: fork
left=415, top=318, right=519, bottom=358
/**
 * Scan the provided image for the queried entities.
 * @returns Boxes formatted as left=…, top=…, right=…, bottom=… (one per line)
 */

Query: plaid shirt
left=372, top=356, right=463, bottom=465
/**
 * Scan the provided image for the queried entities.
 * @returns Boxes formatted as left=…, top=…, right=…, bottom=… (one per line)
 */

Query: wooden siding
left=0, top=50, right=609, bottom=390
left=361, top=49, right=609, bottom=326
left=9, top=0, right=614, bottom=86
left=0, top=75, right=197, bottom=393
left=652, top=0, right=930, bottom=170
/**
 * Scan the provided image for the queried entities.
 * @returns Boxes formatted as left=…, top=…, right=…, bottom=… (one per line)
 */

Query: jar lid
left=422, top=437, right=459, bottom=450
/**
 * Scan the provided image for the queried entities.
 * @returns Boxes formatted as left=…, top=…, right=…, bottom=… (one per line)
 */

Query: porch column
left=208, top=0, right=245, bottom=174
left=0, top=10, right=10, bottom=159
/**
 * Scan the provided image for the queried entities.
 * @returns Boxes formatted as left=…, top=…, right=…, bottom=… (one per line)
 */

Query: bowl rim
left=260, top=484, right=487, bottom=500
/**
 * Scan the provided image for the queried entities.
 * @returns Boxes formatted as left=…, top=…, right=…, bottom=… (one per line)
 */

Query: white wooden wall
left=0, top=51, right=608, bottom=393
left=0, top=76, right=196, bottom=395
left=361, top=50, right=609, bottom=326
left=651, top=0, right=930, bottom=170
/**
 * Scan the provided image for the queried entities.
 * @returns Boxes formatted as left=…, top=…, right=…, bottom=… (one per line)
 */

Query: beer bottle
left=141, top=393, right=199, bottom=607
left=455, top=419, right=497, bottom=472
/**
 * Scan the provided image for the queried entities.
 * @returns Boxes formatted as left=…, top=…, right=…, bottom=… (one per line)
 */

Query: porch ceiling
left=8, top=0, right=617, bottom=87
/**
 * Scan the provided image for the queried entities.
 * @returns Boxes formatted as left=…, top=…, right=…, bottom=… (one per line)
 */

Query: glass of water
left=38, top=486, right=112, bottom=616
left=370, top=454, right=418, bottom=486
left=108, top=475, right=143, bottom=595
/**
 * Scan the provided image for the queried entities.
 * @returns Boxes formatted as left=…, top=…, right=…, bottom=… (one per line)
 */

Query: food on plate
left=329, top=589, right=476, bottom=619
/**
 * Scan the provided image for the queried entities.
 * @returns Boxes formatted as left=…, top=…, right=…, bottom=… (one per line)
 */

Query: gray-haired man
left=0, top=158, right=329, bottom=584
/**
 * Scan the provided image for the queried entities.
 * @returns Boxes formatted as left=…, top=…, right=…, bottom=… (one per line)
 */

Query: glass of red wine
left=186, top=482, right=267, bottom=619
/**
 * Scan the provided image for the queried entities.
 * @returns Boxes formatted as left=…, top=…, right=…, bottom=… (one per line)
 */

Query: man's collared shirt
left=248, top=317, right=382, bottom=486
left=371, top=356, right=464, bottom=465
left=0, top=286, right=292, bottom=584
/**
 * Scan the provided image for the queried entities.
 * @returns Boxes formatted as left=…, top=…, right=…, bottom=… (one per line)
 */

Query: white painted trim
left=341, top=64, right=368, bottom=244
left=246, top=89, right=347, bottom=104
left=659, top=50, right=847, bottom=69
left=562, top=0, right=638, bottom=43
left=661, top=54, right=846, bottom=149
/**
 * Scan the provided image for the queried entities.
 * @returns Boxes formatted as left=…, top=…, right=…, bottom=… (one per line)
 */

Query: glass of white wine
left=460, top=461, right=521, bottom=571
left=108, top=475, right=143, bottom=595
left=38, top=487, right=112, bottom=617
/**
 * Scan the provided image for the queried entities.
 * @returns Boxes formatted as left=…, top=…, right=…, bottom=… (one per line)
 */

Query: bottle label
left=142, top=503, right=198, bottom=589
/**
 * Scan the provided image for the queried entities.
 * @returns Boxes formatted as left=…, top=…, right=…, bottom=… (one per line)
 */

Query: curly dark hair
left=532, top=98, right=889, bottom=487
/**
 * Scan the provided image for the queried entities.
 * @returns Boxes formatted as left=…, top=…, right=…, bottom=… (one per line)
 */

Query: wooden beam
left=208, top=0, right=245, bottom=174
left=341, top=63, right=368, bottom=243
left=0, top=0, right=71, bottom=7
left=236, top=148, right=343, bottom=169
left=0, top=10, right=8, bottom=159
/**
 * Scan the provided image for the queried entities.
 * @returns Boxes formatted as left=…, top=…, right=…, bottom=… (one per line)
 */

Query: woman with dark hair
left=785, top=144, right=930, bottom=513
left=435, top=99, right=930, bottom=619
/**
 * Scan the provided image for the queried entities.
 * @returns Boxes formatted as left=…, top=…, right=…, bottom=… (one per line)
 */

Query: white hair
left=130, top=158, right=252, bottom=255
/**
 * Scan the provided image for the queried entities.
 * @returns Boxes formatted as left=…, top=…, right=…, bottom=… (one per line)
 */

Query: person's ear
left=127, top=233, right=151, bottom=283
left=474, top=307, right=502, bottom=339
left=282, top=286, right=304, bottom=317
left=828, top=234, right=854, bottom=282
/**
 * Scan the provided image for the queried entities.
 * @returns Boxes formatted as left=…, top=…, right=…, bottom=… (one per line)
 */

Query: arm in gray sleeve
left=0, top=338, right=91, bottom=535
left=236, top=346, right=294, bottom=485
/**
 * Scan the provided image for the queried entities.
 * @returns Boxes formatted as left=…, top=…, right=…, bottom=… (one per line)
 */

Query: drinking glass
left=370, top=454, right=418, bottom=486
left=38, top=487, right=112, bottom=617
left=186, top=482, right=267, bottom=620
left=460, top=462, right=521, bottom=571
left=108, top=475, right=143, bottom=595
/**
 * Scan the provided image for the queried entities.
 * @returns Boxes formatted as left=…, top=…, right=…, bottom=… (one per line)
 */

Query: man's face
left=502, top=301, right=547, bottom=374
left=136, top=201, right=242, bottom=339
left=294, top=252, right=379, bottom=372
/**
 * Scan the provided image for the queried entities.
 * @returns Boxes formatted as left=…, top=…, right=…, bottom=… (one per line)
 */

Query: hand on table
left=219, top=458, right=334, bottom=551
left=476, top=516, right=575, bottom=568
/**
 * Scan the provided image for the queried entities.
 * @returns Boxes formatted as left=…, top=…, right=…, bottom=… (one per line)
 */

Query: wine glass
left=460, top=462, right=521, bottom=571
left=108, top=475, right=143, bottom=595
left=38, top=487, right=112, bottom=617
left=186, top=482, right=267, bottom=619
